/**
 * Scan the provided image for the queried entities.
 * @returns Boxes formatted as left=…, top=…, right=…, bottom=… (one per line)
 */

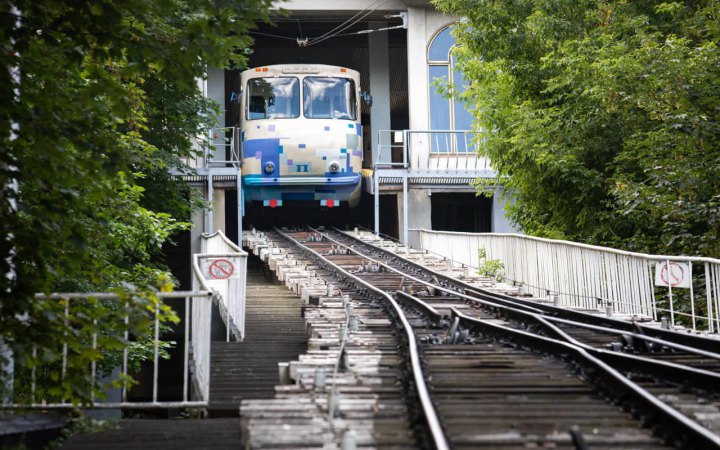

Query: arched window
left=428, top=26, right=474, bottom=153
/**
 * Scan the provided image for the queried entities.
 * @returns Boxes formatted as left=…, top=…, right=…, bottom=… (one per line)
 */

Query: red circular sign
left=269, top=199, right=278, bottom=208
left=660, top=262, right=685, bottom=287
left=326, top=199, right=335, bottom=208
left=208, top=259, right=234, bottom=280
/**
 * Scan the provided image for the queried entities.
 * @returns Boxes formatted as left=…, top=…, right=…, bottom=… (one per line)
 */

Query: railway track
left=240, top=227, right=720, bottom=449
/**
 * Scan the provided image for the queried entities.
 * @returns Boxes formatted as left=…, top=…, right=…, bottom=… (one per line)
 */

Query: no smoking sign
left=202, top=257, right=240, bottom=280
left=654, top=261, right=691, bottom=289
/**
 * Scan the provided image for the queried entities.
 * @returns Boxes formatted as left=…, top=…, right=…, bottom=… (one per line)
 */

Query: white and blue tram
left=238, top=64, right=364, bottom=208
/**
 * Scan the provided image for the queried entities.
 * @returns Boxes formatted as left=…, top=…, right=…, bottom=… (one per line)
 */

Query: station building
left=188, top=0, right=519, bottom=252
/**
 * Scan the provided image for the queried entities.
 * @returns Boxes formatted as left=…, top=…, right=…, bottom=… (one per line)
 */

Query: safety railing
left=376, top=130, right=407, bottom=168
left=375, top=129, right=492, bottom=173
left=2, top=290, right=213, bottom=409
left=184, top=127, right=241, bottom=169
left=407, top=130, right=491, bottom=172
left=196, top=230, right=248, bottom=341
left=411, top=229, right=720, bottom=333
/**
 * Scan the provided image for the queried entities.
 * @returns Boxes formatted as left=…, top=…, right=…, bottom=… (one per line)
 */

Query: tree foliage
left=0, top=0, right=272, bottom=402
left=434, top=0, right=720, bottom=257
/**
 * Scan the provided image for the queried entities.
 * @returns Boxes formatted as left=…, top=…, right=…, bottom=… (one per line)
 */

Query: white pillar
left=407, top=7, right=429, bottom=130
left=213, top=188, right=226, bottom=233
left=402, top=175, right=409, bottom=245
left=206, top=176, right=214, bottom=234
left=368, top=22, right=391, bottom=164
left=374, top=173, right=380, bottom=235
left=237, top=169, right=243, bottom=244
left=206, top=67, right=226, bottom=163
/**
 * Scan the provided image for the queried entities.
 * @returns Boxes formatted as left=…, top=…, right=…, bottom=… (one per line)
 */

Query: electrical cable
left=248, top=30, right=298, bottom=41
left=304, top=0, right=385, bottom=45
left=250, top=2, right=401, bottom=47
left=305, top=0, right=389, bottom=47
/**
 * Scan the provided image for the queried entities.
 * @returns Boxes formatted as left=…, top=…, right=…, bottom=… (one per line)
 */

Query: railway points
left=237, top=227, right=720, bottom=449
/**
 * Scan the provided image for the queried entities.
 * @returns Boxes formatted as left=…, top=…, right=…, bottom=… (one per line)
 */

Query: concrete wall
left=492, top=189, right=519, bottom=233
left=398, top=188, right=432, bottom=244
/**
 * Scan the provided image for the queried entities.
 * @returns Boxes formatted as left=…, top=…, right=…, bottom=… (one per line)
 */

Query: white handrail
left=374, top=129, right=491, bottom=173
left=198, top=230, right=248, bottom=341
left=5, top=290, right=213, bottom=409
left=411, top=229, right=720, bottom=333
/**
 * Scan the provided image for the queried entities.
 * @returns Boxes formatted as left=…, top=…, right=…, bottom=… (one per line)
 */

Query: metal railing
left=2, top=290, right=213, bottom=409
left=373, top=129, right=493, bottom=245
left=184, top=127, right=241, bottom=169
left=375, top=129, right=492, bottom=172
left=197, top=230, right=248, bottom=341
left=411, top=229, right=720, bottom=333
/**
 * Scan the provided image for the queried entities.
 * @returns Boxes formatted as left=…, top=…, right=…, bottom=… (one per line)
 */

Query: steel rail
left=333, top=227, right=720, bottom=352
left=308, top=228, right=720, bottom=448
left=272, top=228, right=450, bottom=450
left=320, top=228, right=720, bottom=388
left=544, top=315, right=720, bottom=360
left=393, top=287, right=720, bottom=391
left=392, top=289, right=720, bottom=448
left=324, top=230, right=720, bottom=360
left=326, top=230, right=720, bottom=373
left=448, top=308, right=720, bottom=450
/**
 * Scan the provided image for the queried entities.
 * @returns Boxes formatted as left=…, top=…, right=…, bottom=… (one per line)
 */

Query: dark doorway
left=431, top=192, right=492, bottom=232
left=225, top=189, right=239, bottom=245
left=379, top=194, right=399, bottom=239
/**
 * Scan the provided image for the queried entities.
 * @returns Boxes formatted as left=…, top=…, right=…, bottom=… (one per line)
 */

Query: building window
left=428, top=26, right=474, bottom=153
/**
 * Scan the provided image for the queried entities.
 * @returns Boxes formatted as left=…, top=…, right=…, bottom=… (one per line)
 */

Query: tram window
left=246, top=77, right=299, bottom=120
left=303, top=77, right=357, bottom=120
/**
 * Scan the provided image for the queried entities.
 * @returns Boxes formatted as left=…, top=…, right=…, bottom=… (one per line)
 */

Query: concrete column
left=206, top=67, right=226, bottom=162
left=407, top=7, right=429, bottom=130
left=213, top=188, right=226, bottom=233
left=491, top=187, right=520, bottom=233
left=190, top=186, right=205, bottom=291
left=368, top=23, right=391, bottom=164
left=399, top=188, right=433, bottom=248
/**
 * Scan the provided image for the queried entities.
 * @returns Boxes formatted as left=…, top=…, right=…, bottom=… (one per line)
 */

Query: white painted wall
left=407, top=7, right=455, bottom=130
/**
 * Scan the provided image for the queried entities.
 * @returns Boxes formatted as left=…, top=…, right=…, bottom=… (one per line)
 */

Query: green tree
left=433, top=0, right=720, bottom=257
left=0, top=0, right=272, bottom=403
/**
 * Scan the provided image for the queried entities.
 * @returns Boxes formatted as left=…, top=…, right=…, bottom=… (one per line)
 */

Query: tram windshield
left=247, top=77, right=300, bottom=119
left=303, top=77, right=357, bottom=120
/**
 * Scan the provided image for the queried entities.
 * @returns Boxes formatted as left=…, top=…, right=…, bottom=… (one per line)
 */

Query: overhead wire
left=305, top=0, right=389, bottom=47
left=304, top=0, right=385, bottom=45
left=248, top=30, right=298, bottom=41
left=248, top=1, right=398, bottom=47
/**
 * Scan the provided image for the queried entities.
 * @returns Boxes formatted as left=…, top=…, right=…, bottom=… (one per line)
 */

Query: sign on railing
left=411, top=229, right=720, bottom=333
left=196, top=230, right=248, bottom=341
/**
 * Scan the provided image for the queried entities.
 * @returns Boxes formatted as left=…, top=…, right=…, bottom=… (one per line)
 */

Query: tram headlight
left=264, top=162, right=275, bottom=174
left=329, top=161, right=340, bottom=173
